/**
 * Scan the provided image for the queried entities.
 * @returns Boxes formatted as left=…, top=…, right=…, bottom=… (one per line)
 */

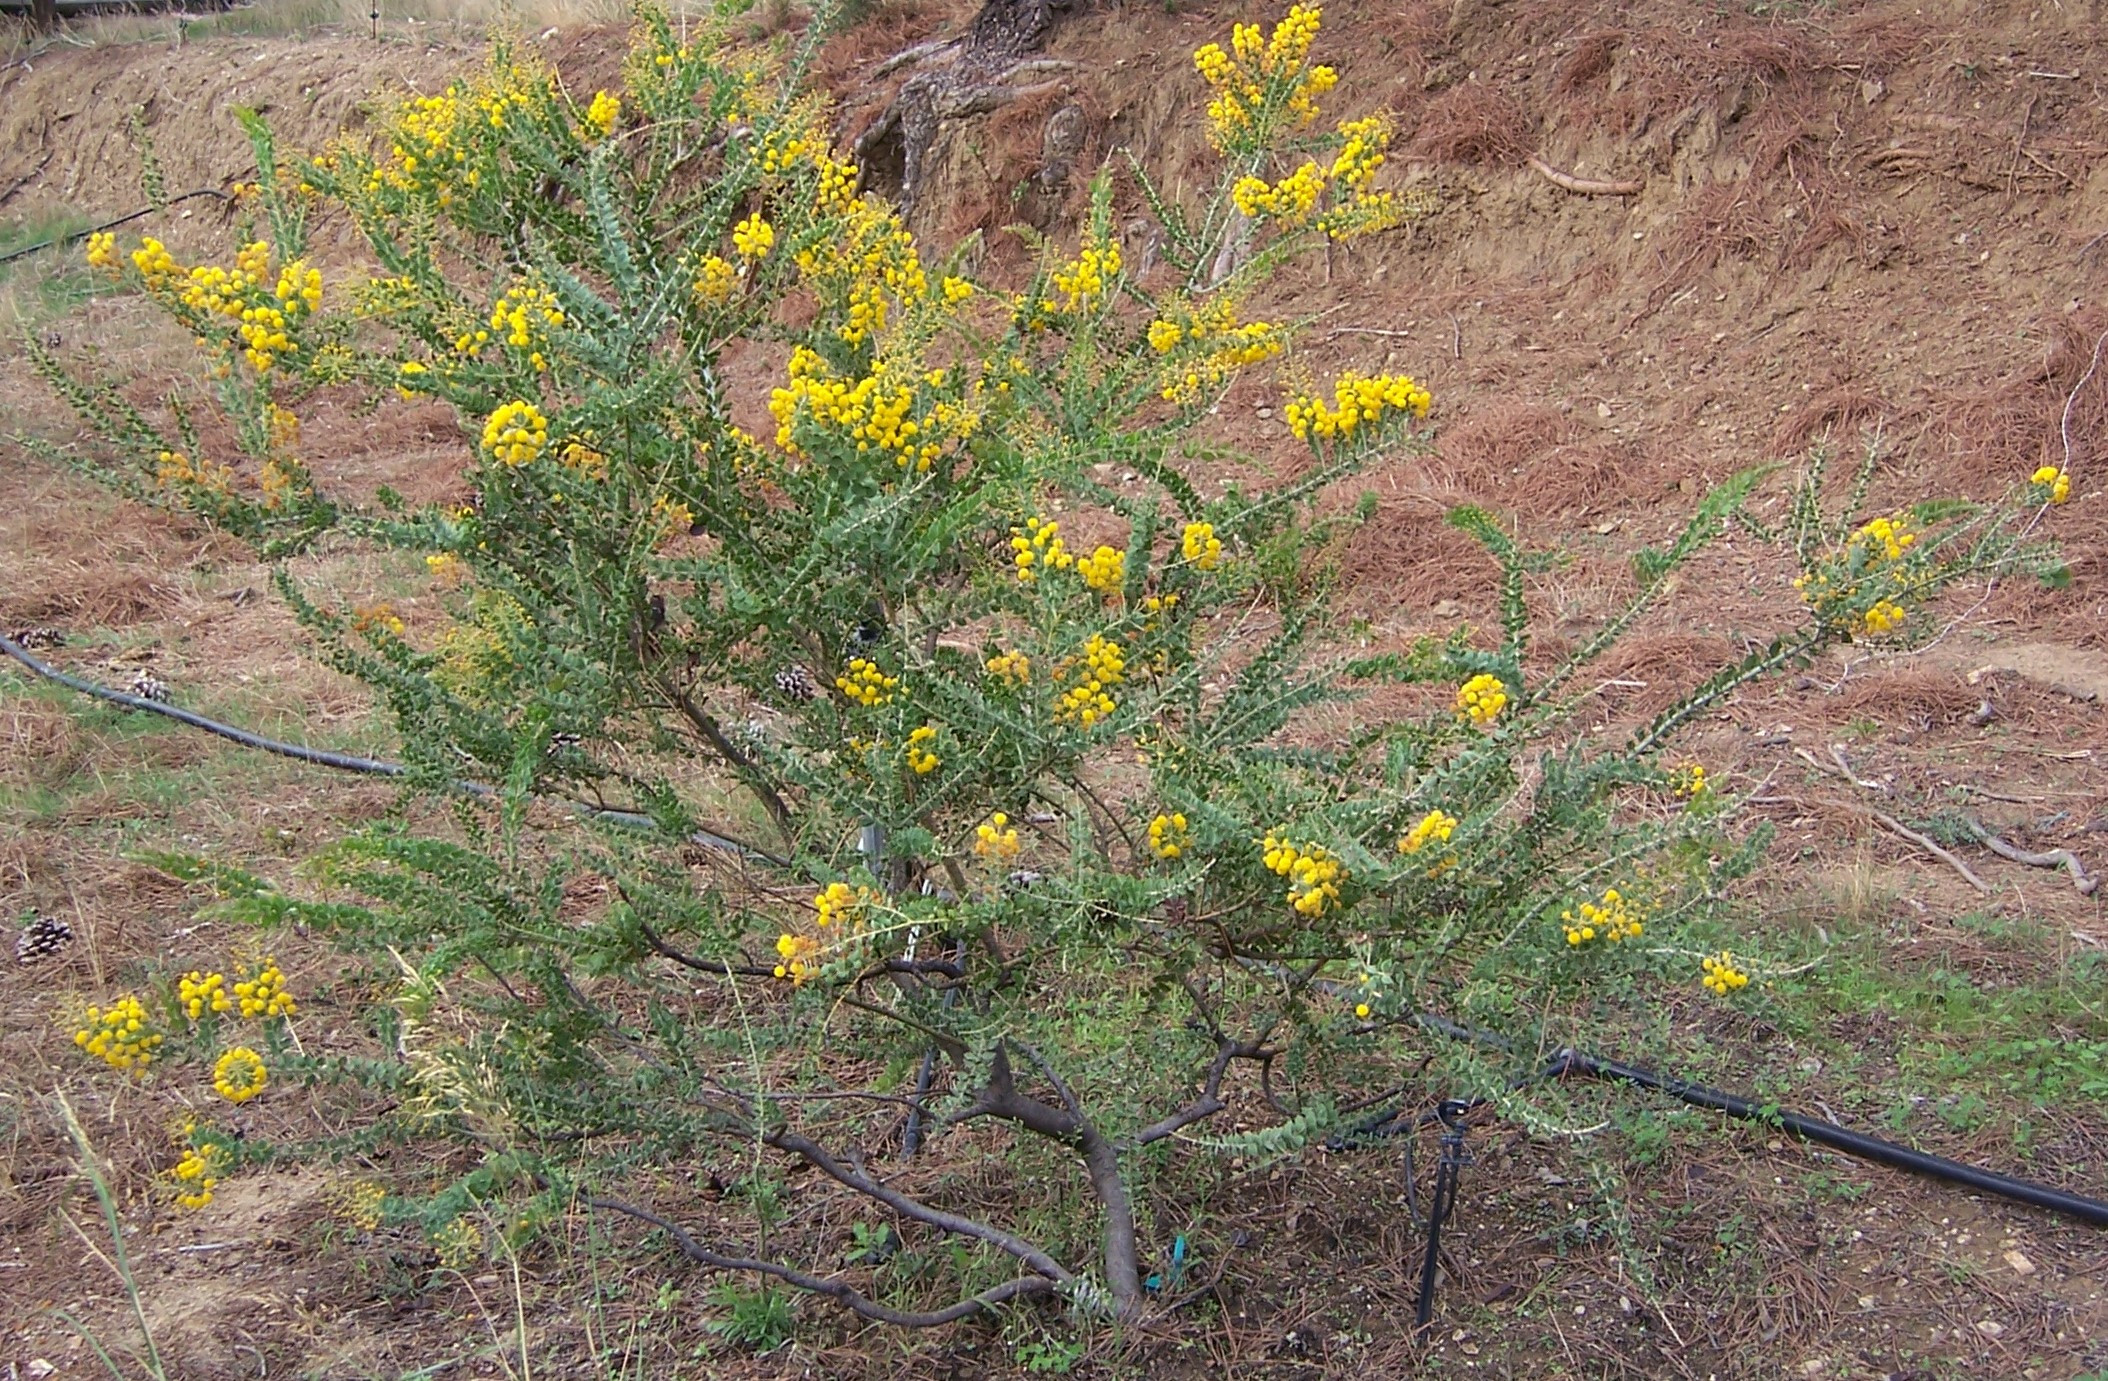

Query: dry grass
left=1407, top=83, right=1533, bottom=167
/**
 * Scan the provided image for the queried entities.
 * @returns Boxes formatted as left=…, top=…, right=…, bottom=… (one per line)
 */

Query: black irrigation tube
left=1368, top=1014, right=2108, bottom=1326
left=0, top=633, right=761, bottom=858
left=0, top=188, right=231, bottom=267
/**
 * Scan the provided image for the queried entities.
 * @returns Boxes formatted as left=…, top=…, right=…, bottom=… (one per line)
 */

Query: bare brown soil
left=4, top=0, right=2107, bottom=1377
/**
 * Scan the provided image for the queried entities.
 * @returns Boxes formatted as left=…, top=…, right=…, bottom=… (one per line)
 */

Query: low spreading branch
left=954, top=1047, right=1144, bottom=1315
left=1962, top=815, right=2099, bottom=895
left=586, top=1194, right=1058, bottom=1327
left=766, top=1130, right=1073, bottom=1284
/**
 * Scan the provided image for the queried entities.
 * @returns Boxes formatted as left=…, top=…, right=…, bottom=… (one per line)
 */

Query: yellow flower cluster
left=836, top=657, right=899, bottom=706
left=84, top=231, right=117, bottom=269
left=169, top=1142, right=225, bottom=1210
left=2031, top=464, right=2072, bottom=505
left=1078, top=544, right=1126, bottom=596
left=1455, top=673, right=1507, bottom=726
left=905, top=724, right=941, bottom=774
left=941, top=276, right=974, bottom=306
left=331, top=1178, right=388, bottom=1231
left=1148, top=812, right=1191, bottom=859
left=650, top=492, right=694, bottom=547
left=1233, top=162, right=1326, bottom=224
left=212, top=1046, right=268, bottom=1103
left=490, top=280, right=565, bottom=368
left=1858, top=600, right=1906, bottom=636
left=813, top=881, right=875, bottom=930
left=1149, top=297, right=1284, bottom=403
left=1055, top=634, right=1127, bottom=727
left=1285, top=372, right=1432, bottom=442
left=1192, top=4, right=1335, bottom=148
left=794, top=200, right=925, bottom=345
left=1049, top=233, right=1122, bottom=313
left=73, top=996, right=163, bottom=1072
left=975, top=812, right=1022, bottom=859
left=351, top=603, right=407, bottom=637
left=1260, top=832, right=1344, bottom=917
left=582, top=89, right=621, bottom=139
left=1561, top=887, right=1643, bottom=946
left=774, top=930, right=820, bottom=984
left=1700, top=951, right=1750, bottom=996
left=1011, top=516, right=1073, bottom=583
left=180, top=970, right=234, bottom=1020
left=733, top=212, right=775, bottom=261
left=693, top=254, right=736, bottom=305
left=814, top=151, right=862, bottom=217
left=1672, top=763, right=1709, bottom=799
left=481, top=401, right=548, bottom=467
left=986, top=650, right=1031, bottom=686
left=1397, top=808, right=1457, bottom=855
left=427, top=551, right=465, bottom=582
left=768, top=348, right=977, bottom=473
left=1329, top=115, right=1390, bottom=194
left=433, top=1216, right=484, bottom=1269
left=1181, top=522, right=1223, bottom=570
left=234, top=958, right=296, bottom=1019
left=1854, top=514, right=1917, bottom=562
left=156, top=449, right=233, bottom=494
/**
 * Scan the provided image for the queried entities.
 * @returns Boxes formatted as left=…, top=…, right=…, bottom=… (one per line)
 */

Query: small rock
left=1975, top=1319, right=2005, bottom=1339
left=1430, top=599, right=1464, bottom=619
left=1596, top=400, right=1613, bottom=419
left=1800, top=1358, right=1828, bottom=1377
left=2004, top=1250, right=2036, bottom=1276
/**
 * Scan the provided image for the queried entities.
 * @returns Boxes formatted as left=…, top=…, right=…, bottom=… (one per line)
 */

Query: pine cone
left=129, top=671, right=171, bottom=703
left=16, top=915, right=74, bottom=965
left=773, top=664, right=820, bottom=702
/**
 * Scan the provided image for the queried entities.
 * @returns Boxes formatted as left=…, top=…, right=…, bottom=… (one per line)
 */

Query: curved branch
left=661, top=676, right=797, bottom=849
left=586, top=1194, right=1058, bottom=1326
left=765, top=1130, right=1073, bottom=1284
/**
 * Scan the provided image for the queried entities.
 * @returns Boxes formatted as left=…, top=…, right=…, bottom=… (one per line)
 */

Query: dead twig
left=1527, top=155, right=1642, bottom=196
left=1960, top=815, right=2099, bottom=896
left=1872, top=811, right=1991, bottom=893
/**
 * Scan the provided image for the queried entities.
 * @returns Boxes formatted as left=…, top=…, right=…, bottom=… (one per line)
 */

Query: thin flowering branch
left=585, top=1194, right=1060, bottom=1327
left=660, top=676, right=798, bottom=848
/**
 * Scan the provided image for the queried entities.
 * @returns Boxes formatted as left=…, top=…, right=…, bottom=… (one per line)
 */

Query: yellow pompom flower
left=985, top=650, right=1032, bottom=686
left=582, top=89, right=621, bottom=140
left=773, top=931, right=820, bottom=984
left=1561, top=887, right=1643, bottom=946
left=2031, top=465, right=2072, bottom=505
left=1858, top=599, right=1907, bottom=636
left=1397, top=809, right=1457, bottom=855
left=1077, top=545, right=1127, bottom=596
left=905, top=724, right=941, bottom=775
left=1147, top=812, right=1190, bottom=860
left=812, top=881, right=875, bottom=930
left=1259, top=832, right=1345, bottom=917
left=168, top=1142, right=226, bottom=1210
left=1180, top=522, right=1223, bottom=571
left=1285, top=372, right=1432, bottom=443
left=179, top=971, right=233, bottom=1020
left=692, top=254, right=736, bottom=305
left=732, top=212, right=775, bottom=261
left=72, top=996, right=163, bottom=1072
left=480, top=401, right=548, bottom=467
left=212, top=1046, right=268, bottom=1103
left=974, top=812, right=1022, bottom=859
left=1700, top=951, right=1750, bottom=996
left=85, top=231, right=117, bottom=270
left=232, top=958, right=296, bottom=1019
left=1672, top=763, right=1709, bottom=799
left=1010, top=516, right=1073, bottom=583
left=835, top=657, right=900, bottom=706
left=1455, top=673, right=1507, bottom=726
